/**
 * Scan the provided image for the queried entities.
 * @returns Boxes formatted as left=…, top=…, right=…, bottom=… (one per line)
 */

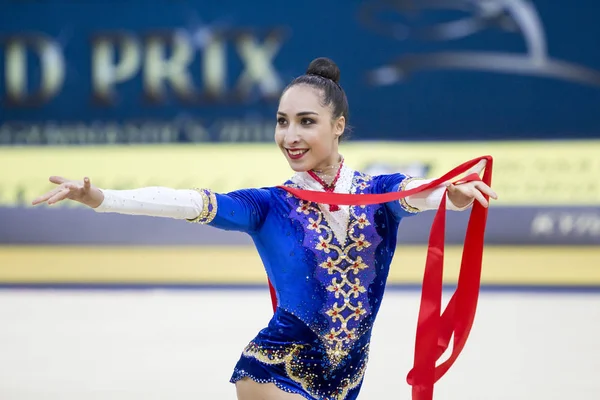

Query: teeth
left=289, top=149, right=308, bottom=156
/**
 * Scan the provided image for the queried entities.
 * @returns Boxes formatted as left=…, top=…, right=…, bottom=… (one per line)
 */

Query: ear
left=334, top=116, right=345, bottom=139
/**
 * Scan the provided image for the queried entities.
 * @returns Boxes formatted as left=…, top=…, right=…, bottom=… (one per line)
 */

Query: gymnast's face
left=275, top=84, right=345, bottom=172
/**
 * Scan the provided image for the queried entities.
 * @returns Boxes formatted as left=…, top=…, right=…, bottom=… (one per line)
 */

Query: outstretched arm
left=32, top=176, right=271, bottom=233
left=96, top=186, right=271, bottom=232
left=94, top=187, right=204, bottom=220
left=32, top=176, right=203, bottom=220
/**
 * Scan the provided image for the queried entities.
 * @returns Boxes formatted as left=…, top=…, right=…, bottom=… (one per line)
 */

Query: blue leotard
left=189, top=167, right=419, bottom=399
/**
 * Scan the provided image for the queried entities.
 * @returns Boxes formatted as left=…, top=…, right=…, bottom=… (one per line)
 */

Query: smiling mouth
left=286, top=148, right=309, bottom=160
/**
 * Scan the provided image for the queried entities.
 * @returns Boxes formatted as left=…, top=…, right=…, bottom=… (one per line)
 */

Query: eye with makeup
left=301, top=118, right=315, bottom=125
left=276, top=117, right=316, bottom=126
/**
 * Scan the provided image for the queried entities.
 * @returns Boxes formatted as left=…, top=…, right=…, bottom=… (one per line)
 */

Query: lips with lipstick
left=286, top=148, right=309, bottom=160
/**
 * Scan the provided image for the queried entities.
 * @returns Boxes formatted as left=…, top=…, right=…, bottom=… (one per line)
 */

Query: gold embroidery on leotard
left=187, top=188, right=217, bottom=224
left=398, top=176, right=421, bottom=214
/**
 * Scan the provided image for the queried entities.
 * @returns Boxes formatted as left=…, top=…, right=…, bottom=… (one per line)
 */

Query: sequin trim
left=398, top=177, right=421, bottom=214
left=187, top=188, right=217, bottom=224
left=230, top=369, right=314, bottom=400
left=241, top=343, right=318, bottom=395
left=239, top=342, right=368, bottom=400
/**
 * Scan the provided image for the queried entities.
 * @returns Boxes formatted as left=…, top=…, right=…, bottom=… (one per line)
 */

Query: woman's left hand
left=447, top=181, right=498, bottom=209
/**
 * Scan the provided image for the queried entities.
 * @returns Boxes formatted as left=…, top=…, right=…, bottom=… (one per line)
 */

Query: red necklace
left=306, top=159, right=344, bottom=212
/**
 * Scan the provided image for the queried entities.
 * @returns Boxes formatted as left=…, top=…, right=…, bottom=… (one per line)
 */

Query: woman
left=32, top=57, right=497, bottom=400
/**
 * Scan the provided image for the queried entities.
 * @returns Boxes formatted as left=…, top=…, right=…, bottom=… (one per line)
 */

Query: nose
left=284, top=124, right=301, bottom=146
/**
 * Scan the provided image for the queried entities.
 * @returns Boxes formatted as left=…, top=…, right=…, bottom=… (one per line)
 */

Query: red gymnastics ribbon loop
left=273, top=155, right=493, bottom=400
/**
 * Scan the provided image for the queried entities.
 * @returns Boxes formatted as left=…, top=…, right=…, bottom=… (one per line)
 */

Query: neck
left=312, top=154, right=342, bottom=172
left=308, top=155, right=344, bottom=186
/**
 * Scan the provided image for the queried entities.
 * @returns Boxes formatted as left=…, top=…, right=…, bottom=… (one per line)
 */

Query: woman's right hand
left=31, top=176, right=104, bottom=208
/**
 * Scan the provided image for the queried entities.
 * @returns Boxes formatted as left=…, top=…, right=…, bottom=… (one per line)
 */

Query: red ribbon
left=272, top=155, right=493, bottom=400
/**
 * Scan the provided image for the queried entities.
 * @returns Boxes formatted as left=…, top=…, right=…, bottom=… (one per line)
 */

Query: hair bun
left=306, top=57, right=341, bottom=84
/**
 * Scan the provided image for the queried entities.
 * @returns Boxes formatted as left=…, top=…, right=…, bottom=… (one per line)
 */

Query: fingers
left=474, top=182, right=498, bottom=200
left=31, top=187, right=63, bottom=205
left=475, top=159, right=487, bottom=173
left=32, top=176, right=90, bottom=206
left=450, top=182, right=493, bottom=208
left=32, top=181, right=79, bottom=206
left=471, top=187, right=489, bottom=208
left=49, top=176, right=66, bottom=185
left=464, top=159, right=487, bottom=177
left=46, top=188, right=70, bottom=205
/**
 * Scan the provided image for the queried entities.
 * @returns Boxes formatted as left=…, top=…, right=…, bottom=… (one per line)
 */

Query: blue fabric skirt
left=230, top=308, right=370, bottom=400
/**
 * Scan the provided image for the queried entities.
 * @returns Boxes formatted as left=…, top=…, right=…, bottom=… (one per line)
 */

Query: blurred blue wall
left=1, top=0, right=599, bottom=143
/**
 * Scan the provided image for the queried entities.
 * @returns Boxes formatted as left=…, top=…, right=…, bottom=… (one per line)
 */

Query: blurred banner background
left=0, top=0, right=599, bottom=399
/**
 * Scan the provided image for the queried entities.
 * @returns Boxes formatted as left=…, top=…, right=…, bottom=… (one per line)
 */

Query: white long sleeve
left=91, top=179, right=470, bottom=221
left=93, top=187, right=204, bottom=220
left=404, top=178, right=473, bottom=212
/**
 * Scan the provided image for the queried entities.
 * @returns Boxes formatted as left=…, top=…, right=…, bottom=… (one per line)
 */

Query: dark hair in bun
left=306, top=57, right=341, bottom=84
left=283, top=57, right=349, bottom=136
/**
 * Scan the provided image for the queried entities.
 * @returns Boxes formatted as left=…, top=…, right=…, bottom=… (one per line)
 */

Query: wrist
left=82, top=188, right=104, bottom=209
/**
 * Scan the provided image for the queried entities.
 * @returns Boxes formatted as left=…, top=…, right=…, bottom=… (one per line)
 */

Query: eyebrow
left=277, top=111, right=319, bottom=117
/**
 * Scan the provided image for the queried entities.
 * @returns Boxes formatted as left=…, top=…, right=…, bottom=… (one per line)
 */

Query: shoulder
left=361, top=172, right=413, bottom=193
left=206, top=187, right=277, bottom=207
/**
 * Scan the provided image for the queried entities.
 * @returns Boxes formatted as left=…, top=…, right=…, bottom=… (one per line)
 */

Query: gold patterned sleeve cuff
left=398, top=177, right=421, bottom=214
left=187, top=188, right=218, bottom=224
